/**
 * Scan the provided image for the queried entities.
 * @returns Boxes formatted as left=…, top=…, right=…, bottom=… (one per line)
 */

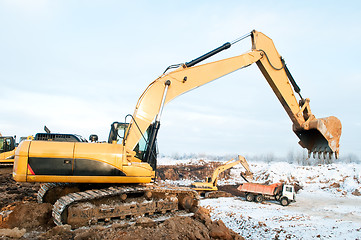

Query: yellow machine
left=191, top=155, right=253, bottom=193
left=0, top=129, right=84, bottom=164
left=13, top=30, right=342, bottom=227
left=0, top=135, right=16, bottom=164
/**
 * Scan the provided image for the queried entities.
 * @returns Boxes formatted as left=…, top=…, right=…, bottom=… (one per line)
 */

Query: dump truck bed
left=237, top=182, right=282, bottom=196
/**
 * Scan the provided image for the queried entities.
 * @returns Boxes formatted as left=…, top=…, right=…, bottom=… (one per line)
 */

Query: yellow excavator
left=1, top=127, right=87, bottom=164
left=0, top=134, right=16, bottom=164
left=191, top=155, right=253, bottom=197
left=13, top=30, right=342, bottom=228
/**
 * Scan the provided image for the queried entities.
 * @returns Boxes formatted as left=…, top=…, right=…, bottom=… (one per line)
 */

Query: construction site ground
left=1, top=158, right=361, bottom=239
left=0, top=163, right=243, bottom=240
left=158, top=158, right=361, bottom=239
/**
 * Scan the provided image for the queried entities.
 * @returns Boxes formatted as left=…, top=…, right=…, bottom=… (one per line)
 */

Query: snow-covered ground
left=158, top=157, right=361, bottom=239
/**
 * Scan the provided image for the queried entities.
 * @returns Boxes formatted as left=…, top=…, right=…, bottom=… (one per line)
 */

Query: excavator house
left=13, top=30, right=342, bottom=227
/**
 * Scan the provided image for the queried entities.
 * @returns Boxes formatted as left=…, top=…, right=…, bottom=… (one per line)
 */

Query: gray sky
left=1, top=1, right=360, bottom=159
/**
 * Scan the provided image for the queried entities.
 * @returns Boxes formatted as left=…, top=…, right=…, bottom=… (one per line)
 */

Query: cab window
left=134, top=130, right=149, bottom=160
left=0, top=138, right=4, bottom=153
left=116, top=124, right=128, bottom=144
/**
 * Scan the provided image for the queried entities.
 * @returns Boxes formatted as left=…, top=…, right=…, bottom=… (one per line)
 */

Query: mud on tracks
left=0, top=165, right=244, bottom=239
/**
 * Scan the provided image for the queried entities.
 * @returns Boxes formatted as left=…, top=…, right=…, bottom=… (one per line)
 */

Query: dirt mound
left=0, top=227, right=26, bottom=239
left=1, top=204, right=245, bottom=239
left=218, top=185, right=244, bottom=197
left=0, top=166, right=244, bottom=239
left=0, top=166, right=40, bottom=210
left=157, top=162, right=231, bottom=181
left=2, top=202, right=54, bottom=231
left=205, top=190, right=235, bottom=198
left=37, top=207, right=243, bottom=240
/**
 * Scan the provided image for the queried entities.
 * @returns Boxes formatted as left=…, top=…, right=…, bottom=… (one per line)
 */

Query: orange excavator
left=13, top=30, right=342, bottom=228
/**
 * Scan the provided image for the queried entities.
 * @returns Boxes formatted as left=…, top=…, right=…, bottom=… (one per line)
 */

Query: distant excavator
left=1, top=127, right=87, bottom=164
left=191, top=155, right=253, bottom=197
left=0, top=133, right=16, bottom=164
left=13, top=30, right=342, bottom=228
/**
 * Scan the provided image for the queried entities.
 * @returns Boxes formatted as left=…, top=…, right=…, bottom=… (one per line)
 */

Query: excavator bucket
left=293, top=116, right=342, bottom=159
left=240, top=171, right=253, bottom=182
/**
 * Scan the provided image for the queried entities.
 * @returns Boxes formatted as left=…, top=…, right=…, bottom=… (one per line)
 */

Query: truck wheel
left=255, top=195, right=263, bottom=203
left=246, top=194, right=254, bottom=202
left=280, top=197, right=289, bottom=206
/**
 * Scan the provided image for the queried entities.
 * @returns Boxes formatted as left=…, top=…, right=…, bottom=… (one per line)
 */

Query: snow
left=157, top=156, right=225, bottom=166
left=200, top=194, right=361, bottom=239
left=158, top=157, right=361, bottom=239
left=227, top=161, right=361, bottom=196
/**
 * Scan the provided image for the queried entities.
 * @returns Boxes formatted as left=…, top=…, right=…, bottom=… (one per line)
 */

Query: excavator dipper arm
left=251, top=31, right=341, bottom=158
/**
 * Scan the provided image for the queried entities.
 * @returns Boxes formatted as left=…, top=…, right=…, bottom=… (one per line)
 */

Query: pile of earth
left=0, top=166, right=40, bottom=210
left=0, top=203, right=243, bottom=240
left=156, top=161, right=232, bottom=181
left=0, top=164, right=244, bottom=239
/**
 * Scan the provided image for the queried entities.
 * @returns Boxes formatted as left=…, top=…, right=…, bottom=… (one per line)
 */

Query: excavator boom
left=210, top=155, right=253, bottom=184
left=124, top=30, right=341, bottom=159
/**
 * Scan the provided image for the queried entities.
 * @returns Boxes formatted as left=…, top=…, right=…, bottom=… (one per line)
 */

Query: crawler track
left=38, top=183, right=199, bottom=228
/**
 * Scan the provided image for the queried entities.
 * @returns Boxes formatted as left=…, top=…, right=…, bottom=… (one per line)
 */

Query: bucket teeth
left=294, top=116, right=342, bottom=160
left=309, top=150, right=338, bottom=159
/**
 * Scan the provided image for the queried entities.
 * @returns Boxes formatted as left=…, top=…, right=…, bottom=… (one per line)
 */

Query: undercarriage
left=38, top=183, right=199, bottom=228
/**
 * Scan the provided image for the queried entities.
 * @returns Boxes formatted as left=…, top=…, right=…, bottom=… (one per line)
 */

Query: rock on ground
left=1, top=202, right=54, bottom=231
left=0, top=227, right=26, bottom=239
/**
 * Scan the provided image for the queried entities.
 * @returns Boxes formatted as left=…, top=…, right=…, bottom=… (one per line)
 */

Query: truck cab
left=279, top=184, right=296, bottom=206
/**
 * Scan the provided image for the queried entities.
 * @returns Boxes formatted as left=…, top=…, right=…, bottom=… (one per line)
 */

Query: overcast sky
left=1, top=1, right=360, bottom=159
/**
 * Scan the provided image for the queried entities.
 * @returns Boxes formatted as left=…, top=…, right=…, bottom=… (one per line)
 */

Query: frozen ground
left=201, top=193, right=361, bottom=239
left=158, top=157, right=361, bottom=239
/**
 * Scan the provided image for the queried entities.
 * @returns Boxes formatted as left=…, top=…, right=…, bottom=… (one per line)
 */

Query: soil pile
left=35, top=207, right=243, bottom=240
left=0, top=166, right=40, bottom=210
left=2, top=202, right=54, bottom=230
left=0, top=166, right=244, bottom=239
left=156, top=162, right=231, bottom=181
left=1, top=204, right=244, bottom=239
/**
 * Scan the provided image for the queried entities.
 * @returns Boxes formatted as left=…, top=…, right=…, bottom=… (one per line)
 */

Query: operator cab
left=108, top=122, right=158, bottom=168
left=0, top=136, right=16, bottom=153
